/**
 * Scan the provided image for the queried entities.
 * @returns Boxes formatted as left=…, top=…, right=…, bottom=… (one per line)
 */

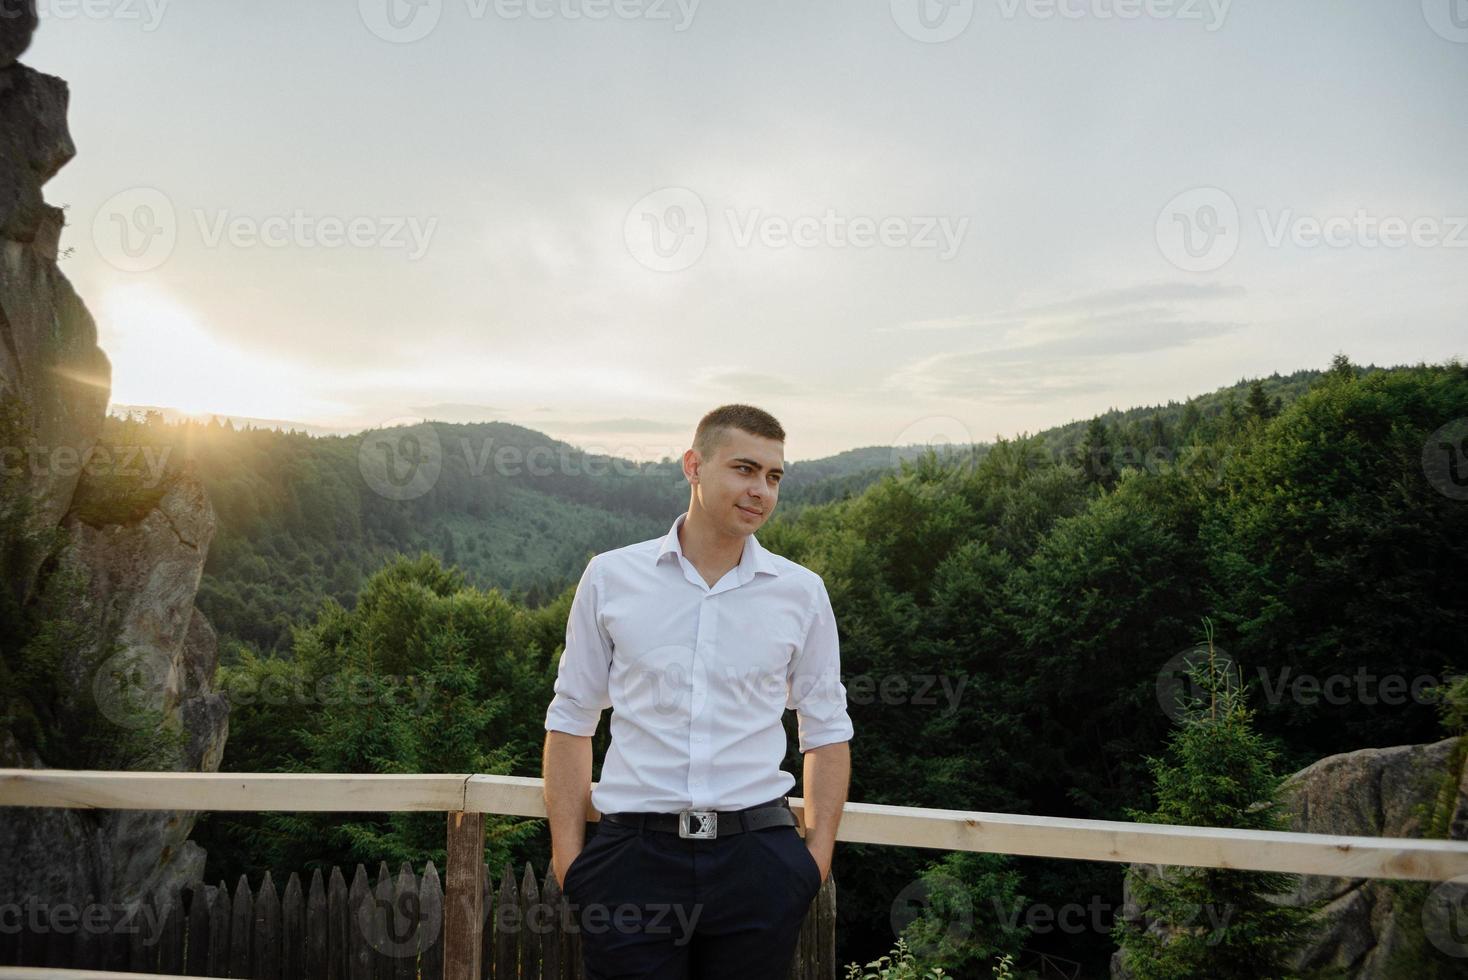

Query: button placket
left=688, top=595, right=716, bottom=808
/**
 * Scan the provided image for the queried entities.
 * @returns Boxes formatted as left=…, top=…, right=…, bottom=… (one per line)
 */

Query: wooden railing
left=5, top=769, right=1468, bottom=979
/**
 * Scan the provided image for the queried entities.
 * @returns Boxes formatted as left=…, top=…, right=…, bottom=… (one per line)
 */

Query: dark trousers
left=560, top=798, right=824, bottom=979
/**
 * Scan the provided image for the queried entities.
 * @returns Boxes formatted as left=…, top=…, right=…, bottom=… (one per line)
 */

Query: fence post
left=445, top=810, right=485, bottom=980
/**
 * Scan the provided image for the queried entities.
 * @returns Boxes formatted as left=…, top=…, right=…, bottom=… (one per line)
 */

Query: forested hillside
left=99, top=368, right=1333, bottom=656
left=166, top=355, right=1467, bottom=974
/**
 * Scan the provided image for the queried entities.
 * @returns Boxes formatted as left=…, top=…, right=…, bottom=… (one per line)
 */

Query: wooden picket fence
left=0, top=858, right=837, bottom=979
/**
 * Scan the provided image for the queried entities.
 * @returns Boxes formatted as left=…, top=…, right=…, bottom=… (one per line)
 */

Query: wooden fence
left=0, top=858, right=837, bottom=979
left=6, top=768, right=1468, bottom=980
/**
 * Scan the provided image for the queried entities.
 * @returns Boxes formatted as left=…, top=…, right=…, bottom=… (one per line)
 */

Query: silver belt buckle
left=678, top=809, right=718, bottom=839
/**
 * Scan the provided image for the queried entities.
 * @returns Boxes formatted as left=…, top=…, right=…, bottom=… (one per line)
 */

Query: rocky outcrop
left=0, top=2, right=39, bottom=69
left=1111, top=737, right=1467, bottom=979
left=0, top=5, right=228, bottom=914
left=1282, top=737, right=1466, bottom=977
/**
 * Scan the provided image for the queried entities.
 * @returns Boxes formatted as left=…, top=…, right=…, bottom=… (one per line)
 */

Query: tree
left=1113, top=621, right=1319, bottom=979
left=1078, top=416, right=1117, bottom=490
left=1244, top=380, right=1275, bottom=425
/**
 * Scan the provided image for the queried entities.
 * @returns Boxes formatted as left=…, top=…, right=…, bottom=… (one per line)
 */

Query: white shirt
left=544, top=511, right=854, bottom=814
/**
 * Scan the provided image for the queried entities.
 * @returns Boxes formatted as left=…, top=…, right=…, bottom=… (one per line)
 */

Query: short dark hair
left=693, top=404, right=785, bottom=460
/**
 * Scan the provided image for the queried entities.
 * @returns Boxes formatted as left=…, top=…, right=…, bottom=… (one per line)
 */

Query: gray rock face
left=0, top=1, right=38, bottom=69
left=0, top=22, right=228, bottom=914
left=1111, top=737, right=1467, bottom=979
left=1282, top=738, right=1466, bottom=977
left=0, top=63, right=74, bottom=251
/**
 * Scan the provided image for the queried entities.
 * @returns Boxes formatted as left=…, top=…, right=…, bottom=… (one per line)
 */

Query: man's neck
left=679, top=509, right=746, bottom=585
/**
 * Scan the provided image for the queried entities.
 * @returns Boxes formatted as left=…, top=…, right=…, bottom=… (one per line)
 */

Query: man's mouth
left=737, top=504, right=763, bottom=517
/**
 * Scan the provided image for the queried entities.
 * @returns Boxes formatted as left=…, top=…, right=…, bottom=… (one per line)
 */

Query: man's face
left=689, top=428, right=784, bottom=536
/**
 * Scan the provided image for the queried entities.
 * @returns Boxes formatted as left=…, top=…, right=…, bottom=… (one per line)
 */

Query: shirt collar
left=655, top=511, right=780, bottom=580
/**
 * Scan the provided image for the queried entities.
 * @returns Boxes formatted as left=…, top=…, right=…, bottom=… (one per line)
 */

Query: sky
left=25, top=0, right=1468, bottom=462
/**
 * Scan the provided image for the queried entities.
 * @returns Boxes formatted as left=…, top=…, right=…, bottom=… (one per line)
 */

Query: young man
left=542, top=403, right=854, bottom=980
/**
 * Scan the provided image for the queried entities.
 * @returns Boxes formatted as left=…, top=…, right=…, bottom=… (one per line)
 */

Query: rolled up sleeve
left=545, top=556, right=614, bottom=736
left=787, top=576, right=854, bottom=752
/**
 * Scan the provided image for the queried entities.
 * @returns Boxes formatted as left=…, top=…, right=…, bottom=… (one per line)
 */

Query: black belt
left=600, top=796, right=797, bottom=839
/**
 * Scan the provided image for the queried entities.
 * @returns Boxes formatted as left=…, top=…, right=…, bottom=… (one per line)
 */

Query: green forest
left=6, top=355, right=1467, bottom=977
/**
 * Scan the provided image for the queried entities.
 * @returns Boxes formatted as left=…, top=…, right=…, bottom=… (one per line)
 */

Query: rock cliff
left=0, top=0, right=229, bottom=911
left=1111, top=736, right=1467, bottom=978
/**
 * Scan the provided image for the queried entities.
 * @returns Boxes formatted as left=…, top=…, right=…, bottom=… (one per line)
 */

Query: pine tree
left=1114, top=621, right=1319, bottom=979
left=1245, top=380, right=1275, bottom=424
left=1078, top=416, right=1117, bottom=490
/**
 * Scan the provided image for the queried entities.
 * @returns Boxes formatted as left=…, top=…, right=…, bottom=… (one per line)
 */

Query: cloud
left=880, top=281, right=1246, bottom=402
left=695, top=369, right=805, bottom=397
left=407, top=402, right=508, bottom=422
left=527, top=417, right=688, bottom=434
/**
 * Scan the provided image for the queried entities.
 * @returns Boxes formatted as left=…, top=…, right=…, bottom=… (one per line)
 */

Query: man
left=542, top=403, right=854, bottom=979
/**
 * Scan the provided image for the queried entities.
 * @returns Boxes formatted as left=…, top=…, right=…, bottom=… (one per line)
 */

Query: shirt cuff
left=544, top=696, right=603, bottom=737
left=797, top=710, right=854, bottom=753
